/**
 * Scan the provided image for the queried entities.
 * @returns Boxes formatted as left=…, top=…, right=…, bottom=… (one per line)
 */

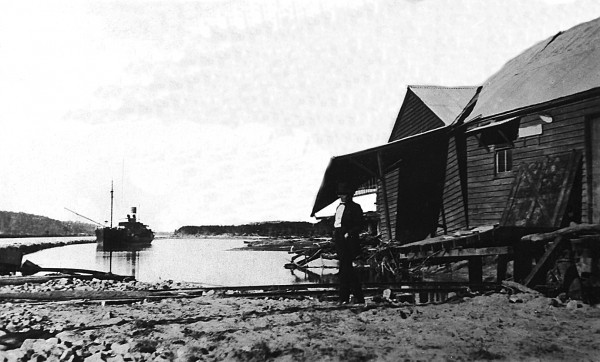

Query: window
left=496, top=148, right=513, bottom=174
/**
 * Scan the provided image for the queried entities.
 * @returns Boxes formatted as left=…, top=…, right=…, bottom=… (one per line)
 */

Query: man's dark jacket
left=336, top=201, right=364, bottom=237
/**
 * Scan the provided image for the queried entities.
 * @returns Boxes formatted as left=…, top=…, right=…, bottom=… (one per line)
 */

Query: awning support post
left=377, top=151, right=393, bottom=243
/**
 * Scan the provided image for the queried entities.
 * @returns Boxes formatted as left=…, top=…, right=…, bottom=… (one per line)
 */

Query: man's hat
left=336, top=182, right=355, bottom=195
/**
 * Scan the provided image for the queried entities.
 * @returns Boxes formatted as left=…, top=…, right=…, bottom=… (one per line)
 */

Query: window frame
left=494, top=146, right=513, bottom=176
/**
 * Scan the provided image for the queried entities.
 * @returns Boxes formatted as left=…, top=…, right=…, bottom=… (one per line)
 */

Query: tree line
left=0, top=211, right=96, bottom=237
left=174, top=220, right=334, bottom=238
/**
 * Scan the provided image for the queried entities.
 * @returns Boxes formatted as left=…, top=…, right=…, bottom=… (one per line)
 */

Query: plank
left=400, top=246, right=512, bottom=261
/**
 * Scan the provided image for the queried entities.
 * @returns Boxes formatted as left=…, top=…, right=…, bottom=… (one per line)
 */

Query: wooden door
left=591, top=117, right=600, bottom=223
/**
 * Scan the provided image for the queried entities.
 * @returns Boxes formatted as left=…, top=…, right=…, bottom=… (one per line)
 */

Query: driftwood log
left=521, top=223, right=600, bottom=242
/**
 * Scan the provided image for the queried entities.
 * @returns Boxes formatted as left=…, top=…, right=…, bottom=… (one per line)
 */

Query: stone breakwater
left=0, top=238, right=95, bottom=255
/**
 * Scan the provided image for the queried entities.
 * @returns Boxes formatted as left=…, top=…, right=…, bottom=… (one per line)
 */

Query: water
left=24, top=237, right=336, bottom=286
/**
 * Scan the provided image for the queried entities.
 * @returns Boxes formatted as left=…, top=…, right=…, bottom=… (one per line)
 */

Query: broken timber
left=0, top=281, right=501, bottom=304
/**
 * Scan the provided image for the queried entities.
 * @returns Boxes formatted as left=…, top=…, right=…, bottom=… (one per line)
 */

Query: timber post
left=377, top=150, right=393, bottom=243
left=468, top=257, right=483, bottom=284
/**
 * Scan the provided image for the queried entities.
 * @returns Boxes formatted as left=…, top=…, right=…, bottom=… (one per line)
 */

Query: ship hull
left=95, top=227, right=154, bottom=250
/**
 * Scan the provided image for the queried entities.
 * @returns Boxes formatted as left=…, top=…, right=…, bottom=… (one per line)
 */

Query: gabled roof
left=465, top=17, right=600, bottom=124
left=409, top=85, right=478, bottom=126
left=388, top=85, right=478, bottom=142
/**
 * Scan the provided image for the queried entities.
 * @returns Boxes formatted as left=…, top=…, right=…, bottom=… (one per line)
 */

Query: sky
left=0, top=0, right=598, bottom=232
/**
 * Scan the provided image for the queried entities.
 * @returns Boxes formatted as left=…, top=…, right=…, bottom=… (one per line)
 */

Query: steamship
left=95, top=206, right=154, bottom=249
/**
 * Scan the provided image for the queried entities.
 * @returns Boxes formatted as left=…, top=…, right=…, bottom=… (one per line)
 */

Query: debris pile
left=287, top=234, right=418, bottom=280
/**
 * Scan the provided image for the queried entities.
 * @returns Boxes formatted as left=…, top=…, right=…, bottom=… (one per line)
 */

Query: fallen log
left=18, top=260, right=132, bottom=281
left=521, top=223, right=600, bottom=242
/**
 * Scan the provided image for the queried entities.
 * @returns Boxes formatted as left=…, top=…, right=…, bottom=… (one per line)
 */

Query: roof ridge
left=408, top=85, right=478, bottom=90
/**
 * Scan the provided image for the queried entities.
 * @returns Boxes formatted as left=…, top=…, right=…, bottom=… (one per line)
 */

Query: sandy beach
left=0, top=275, right=598, bottom=362
left=0, top=238, right=598, bottom=361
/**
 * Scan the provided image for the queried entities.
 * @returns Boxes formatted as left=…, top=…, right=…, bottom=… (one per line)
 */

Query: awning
left=464, top=117, right=520, bottom=147
left=464, top=117, right=518, bottom=135
left=310, top=125, right=452, bottom=217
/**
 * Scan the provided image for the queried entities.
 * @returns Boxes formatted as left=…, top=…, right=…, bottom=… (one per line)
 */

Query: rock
left=56, top=331, right=79, bottom=346
left=86, top=343, right=103, bottom=355
left=29, top=353, right=47, bottom=362
left=20, top=338, right=57, bottom=355
left=566, top=300, right=584, bottom=309
left=109, top=355, right=127, bottom=362
left=60, top=348, right=74, bottom=361
left=83, top=352, right=105, bottom=362
left=2, top=349, right=28, bottom=362
left=111, top=342, right=130, bottom=355
left=357, top=314, right=369, bottom=323
left=509, top=295, right=523, bottom=303
left=153, top=356, right=171, bottom=362
left=5, top=322, right=18, bottom=332
left=382, top=289, right=391, bottom=300
left=557, top=292, right=568, bottom=302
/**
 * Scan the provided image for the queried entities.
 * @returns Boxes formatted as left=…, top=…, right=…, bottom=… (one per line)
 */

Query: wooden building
left=458, top=17, right=600, bottom=230
left=379, top=86, right=477, bottom=242
left=310, top=85, right=476, bottom=243
left=312, top=16, right=600, bottom=245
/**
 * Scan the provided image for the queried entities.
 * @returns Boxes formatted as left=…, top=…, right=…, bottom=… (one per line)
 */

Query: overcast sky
left=0, top=0, right=598, bottom=231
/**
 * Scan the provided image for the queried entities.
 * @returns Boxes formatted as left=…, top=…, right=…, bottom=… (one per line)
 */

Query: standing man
left=334, top=182, right=365, bottom=304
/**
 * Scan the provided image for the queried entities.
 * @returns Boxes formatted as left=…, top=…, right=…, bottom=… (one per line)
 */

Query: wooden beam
left=523, top=236, right=568, bottom=287
left=497, top=254, right=509, bottom=282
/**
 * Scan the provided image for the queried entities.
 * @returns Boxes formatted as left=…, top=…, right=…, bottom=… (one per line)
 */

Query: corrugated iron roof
left=409, top=85, right=478, bottom=126
left=465, top=17, right=600, bottom=123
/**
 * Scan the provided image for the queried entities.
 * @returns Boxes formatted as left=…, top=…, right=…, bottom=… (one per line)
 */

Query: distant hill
left=0, top=211, right=96, bottom=237
left=174, top=220, right=333, bottom=238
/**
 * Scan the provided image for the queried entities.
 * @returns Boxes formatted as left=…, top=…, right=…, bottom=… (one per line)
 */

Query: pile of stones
left=0, top=277, right=196, bottom=294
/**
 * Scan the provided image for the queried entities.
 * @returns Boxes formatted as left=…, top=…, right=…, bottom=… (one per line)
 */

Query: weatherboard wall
left=465, top=95, right=600, bottom=228
left=378, top=89, right=455, bottom=243
left=439, top=134, right=467, bottom=233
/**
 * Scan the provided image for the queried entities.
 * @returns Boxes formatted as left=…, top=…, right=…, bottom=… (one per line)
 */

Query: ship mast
left=110, top=181, right=114, bottom=228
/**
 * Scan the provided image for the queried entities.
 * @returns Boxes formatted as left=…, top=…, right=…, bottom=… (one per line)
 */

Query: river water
left=22, top=237, right=336, bottom=286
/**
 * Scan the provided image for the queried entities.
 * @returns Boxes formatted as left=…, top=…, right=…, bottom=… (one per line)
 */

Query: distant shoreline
left=0, top=234, right=94, bottom=239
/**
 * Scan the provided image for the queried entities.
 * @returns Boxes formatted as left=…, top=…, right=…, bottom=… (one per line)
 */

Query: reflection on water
left=95, top=243, right=150, bottom=277
left=26, top=238, right=337, bottom=286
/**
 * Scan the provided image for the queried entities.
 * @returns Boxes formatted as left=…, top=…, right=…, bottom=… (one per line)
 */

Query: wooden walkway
left=394, top=226, right=513, bottom=284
